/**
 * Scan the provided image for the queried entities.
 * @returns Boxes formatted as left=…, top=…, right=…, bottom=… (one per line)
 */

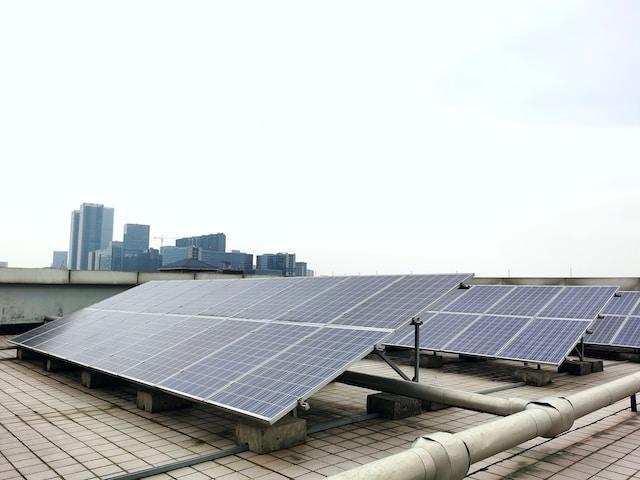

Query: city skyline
left=1, top=2, right=639, bottom=277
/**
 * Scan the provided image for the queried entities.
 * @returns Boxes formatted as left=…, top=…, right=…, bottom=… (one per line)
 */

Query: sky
left=0, top=1, right=639, bottom=277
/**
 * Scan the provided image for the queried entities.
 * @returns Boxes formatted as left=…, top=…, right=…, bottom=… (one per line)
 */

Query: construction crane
left=153, top=235, right=177, bottom=248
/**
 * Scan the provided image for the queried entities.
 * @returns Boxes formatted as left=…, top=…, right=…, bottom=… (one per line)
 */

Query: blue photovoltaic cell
left=586, top=315, right=627, bottom=345
left=610, top=316, right=640, bottom=348
left=122, top=319, right=265, bottom=385
left=538, top=287, right=617, bottom=319
left=384, top=312, right=436, bottom=346
left=441, top=285, right=514, bottom=314
left=208, top=327, right=386, bottom=419
left=488, top=286, right=563, bottom=317
left=426, top=287, right=469, bottom=312
left=335, top=274, right=471, bottom=329
left=276, top=276, right=399, bottom=324
left=445, top=315, right=530, bottom=356
left=419, top=313, right=480, bottom=351
left=497, top=319, right=590, bottom=364
left=90, top=281, right=163, bottom=310
left=159, top=323, right=318, bottom=399
left=233, top=277, right=347, bottom=320
left=601, top=292, right=640, bottom=316
left=169, top=279, right=266, bottom=315
left=197, top=278, right=306, bottom=318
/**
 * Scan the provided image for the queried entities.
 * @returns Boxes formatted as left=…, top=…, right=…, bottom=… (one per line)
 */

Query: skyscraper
left=256, top=252, right=297, bottom=276
left=176, top=233, right=226, bottom=252
left=68, top=203, right=114, bottom=270
left=51, top=251, right=68, bottom=269
left=123, top=224, right=150, bottom=255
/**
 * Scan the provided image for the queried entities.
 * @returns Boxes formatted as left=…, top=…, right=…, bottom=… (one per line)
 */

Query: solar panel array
left=587, top=291, right=640, bottom=348
left=11, top=274, right=470, bottom=423
left=386, top=285, right=617, bottom=365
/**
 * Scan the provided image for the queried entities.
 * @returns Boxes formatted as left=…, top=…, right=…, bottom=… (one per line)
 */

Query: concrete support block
left=558, top=359, right=592, bottom=376
left=136, top=390, right=192, bottom=413
left=586, top=359, right=604, bottom=373
left=43, top=358, right=75, bottom=372
left=16, top=348, right=43, bottom=360
left=620, top=353, right=640, bottom=363
left=459, top=354, right=488, bottom=362
left=421, top=400, right=449, bottom=411
left=81, top=371, right=121, bottom=389
left=409, top=354, right=443, bottom=369
left=514, top=368, right=553, bottom=387
left=235, top=416, right=307, bottom=454
left=367, top=392, right=423, bottom=420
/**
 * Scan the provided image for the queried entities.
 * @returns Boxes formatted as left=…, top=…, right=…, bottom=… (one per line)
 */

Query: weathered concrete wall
left=0, top=268, right=243, bottom=326
left=471, top=277, right=640, bottom=290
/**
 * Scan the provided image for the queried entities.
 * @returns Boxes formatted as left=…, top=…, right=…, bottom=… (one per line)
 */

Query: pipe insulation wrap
left=565, top=373, right=640, bottom=418
left=416, top=433, right=469, bottom=480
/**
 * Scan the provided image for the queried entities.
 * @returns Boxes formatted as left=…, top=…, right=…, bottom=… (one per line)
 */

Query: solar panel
left=586, top=315, right=627, bottom=346
left=610, top=316, right=640, bottom=348
left=496, top=319, right=591, bottom=364
left=12, top=273, right=471, bottom=424
left=384, top=284, right=617, bottom=365
left=601, top=291, right=640, bottom=316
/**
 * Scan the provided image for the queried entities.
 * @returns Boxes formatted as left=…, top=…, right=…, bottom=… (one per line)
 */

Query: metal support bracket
left=373, top=348, right=411, bottom=381
left=631, top=394, right=637, bottom=413
left=411, top=316, right=422, bottom=382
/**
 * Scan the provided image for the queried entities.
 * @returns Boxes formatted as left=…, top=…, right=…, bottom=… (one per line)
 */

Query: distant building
left=160, top=246, right=200, bottom=266
left=123, top=248, right=161, bottom=272
left=51, top=251, right=68, bottom=269
left=123, top=224, right=150, bottom=255
left=0, top=261, right=7, bottom=268
left=200, top=250, right=254, bottom=273
left=90, top=241, right=124, bottom=271
left=256, top=252, right=296, bottom=276
left=306, top=269, right=315, bottom=277
left=295, top=262, right=308, bottom=277
left=176, top=233, right=226, bottom=252
left=69, top=203, right=114, bottom=270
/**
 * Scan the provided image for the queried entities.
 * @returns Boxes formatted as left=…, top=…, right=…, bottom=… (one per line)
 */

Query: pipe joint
left=415, top=432, right=470, bottom=480
left=526, top=397, right=574, bottom=437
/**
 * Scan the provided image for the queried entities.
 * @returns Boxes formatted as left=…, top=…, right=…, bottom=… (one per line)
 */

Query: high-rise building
left=123, top=224, right=150, bottom=255
left=90, top=241, right=124, bottom=271
left=176, top=233, right=226, bottom=252
left=0, top=261, right=7, bottom=268
left=123, top=248, right=162, bottom=272
left=160, top=246, right=201, bottom=266
left=256, top=252, right=296, bottom=276
left=295, top=262, right=308, bottom=277
left=200, top=250, right=253, bottom=272
left=51, top=251, right=68, bottom=269
left=69, top=203, right=114, bottom=270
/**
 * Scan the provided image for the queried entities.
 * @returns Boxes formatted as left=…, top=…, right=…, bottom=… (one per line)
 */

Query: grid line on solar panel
left=443, top=315, right=530, bottom=357
left=609, top=316, right=640, bottom=348
left=207, top=327, right=386, bottom=420
left=418, top=313, right=481, bottom=351
left=487, top=286, right=564, bottom=317
left=537, top=286, right=618, bottom=320
left=439, top=285, right=515, bottom=314
left=275, top=275, right=401, bottom=324
left=333, top=274, right=472, bottom=329
left=495, top=318, right=590, bottom=364
left=384, top=312, right=437, bottom=346
left=231, top=276, right=349, bottom=320
left=601, top=292, right=640, bottom=316
left=586, top=315, right=628, bottom=346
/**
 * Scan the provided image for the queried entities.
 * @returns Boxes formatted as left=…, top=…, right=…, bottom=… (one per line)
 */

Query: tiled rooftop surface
left=1, top=335, right=640, bottom=480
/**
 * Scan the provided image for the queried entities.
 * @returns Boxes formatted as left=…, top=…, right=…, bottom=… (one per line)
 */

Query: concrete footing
left=620, top=353, right=640, bottom=363
left=421, top=400, right=449, bottom=411
left=588, top=359, right=604, bottom=373
left=136, top=390, right=192, bottom=413
left=409, top=354, right=443, bottom=369
left=16, top=348, right=42, bottom=360
left=81, top=371, right=121, bottom=389
left=514, top=368, right=553, bottom=386
left=367, top=392, right=423, bottom=419
left=559, top=359, right=592, bottom=376
left=459, top=354, right=488, bottom=362
left=235, top=416, right=307, bottom=454
left=43, top=358, right=75, bottom=372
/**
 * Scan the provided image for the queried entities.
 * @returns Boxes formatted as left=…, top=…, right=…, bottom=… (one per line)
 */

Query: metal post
left=631, top=394, right=637, bottom=413
left=411, top=317, right=422, bottom=383
left=580, top=338, right=585, bottom=361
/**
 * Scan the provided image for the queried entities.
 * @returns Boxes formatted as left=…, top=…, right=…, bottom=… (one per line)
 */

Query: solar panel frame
left=11, top=273, right=473, bottom=424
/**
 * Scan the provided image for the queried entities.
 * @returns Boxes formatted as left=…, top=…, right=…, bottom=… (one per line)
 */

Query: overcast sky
left=1, top=1, right=639, bottom=277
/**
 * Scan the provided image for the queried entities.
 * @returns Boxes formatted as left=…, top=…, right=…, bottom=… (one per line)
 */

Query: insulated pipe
left=337, top=371, right=528, bottom=416
left=328, top=373, right=640, bottom=480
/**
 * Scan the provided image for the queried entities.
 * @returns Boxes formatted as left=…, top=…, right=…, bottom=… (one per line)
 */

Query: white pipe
left=328, top=373, right=640, bottom=480
left=337, top=371, right=528, bottom=416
